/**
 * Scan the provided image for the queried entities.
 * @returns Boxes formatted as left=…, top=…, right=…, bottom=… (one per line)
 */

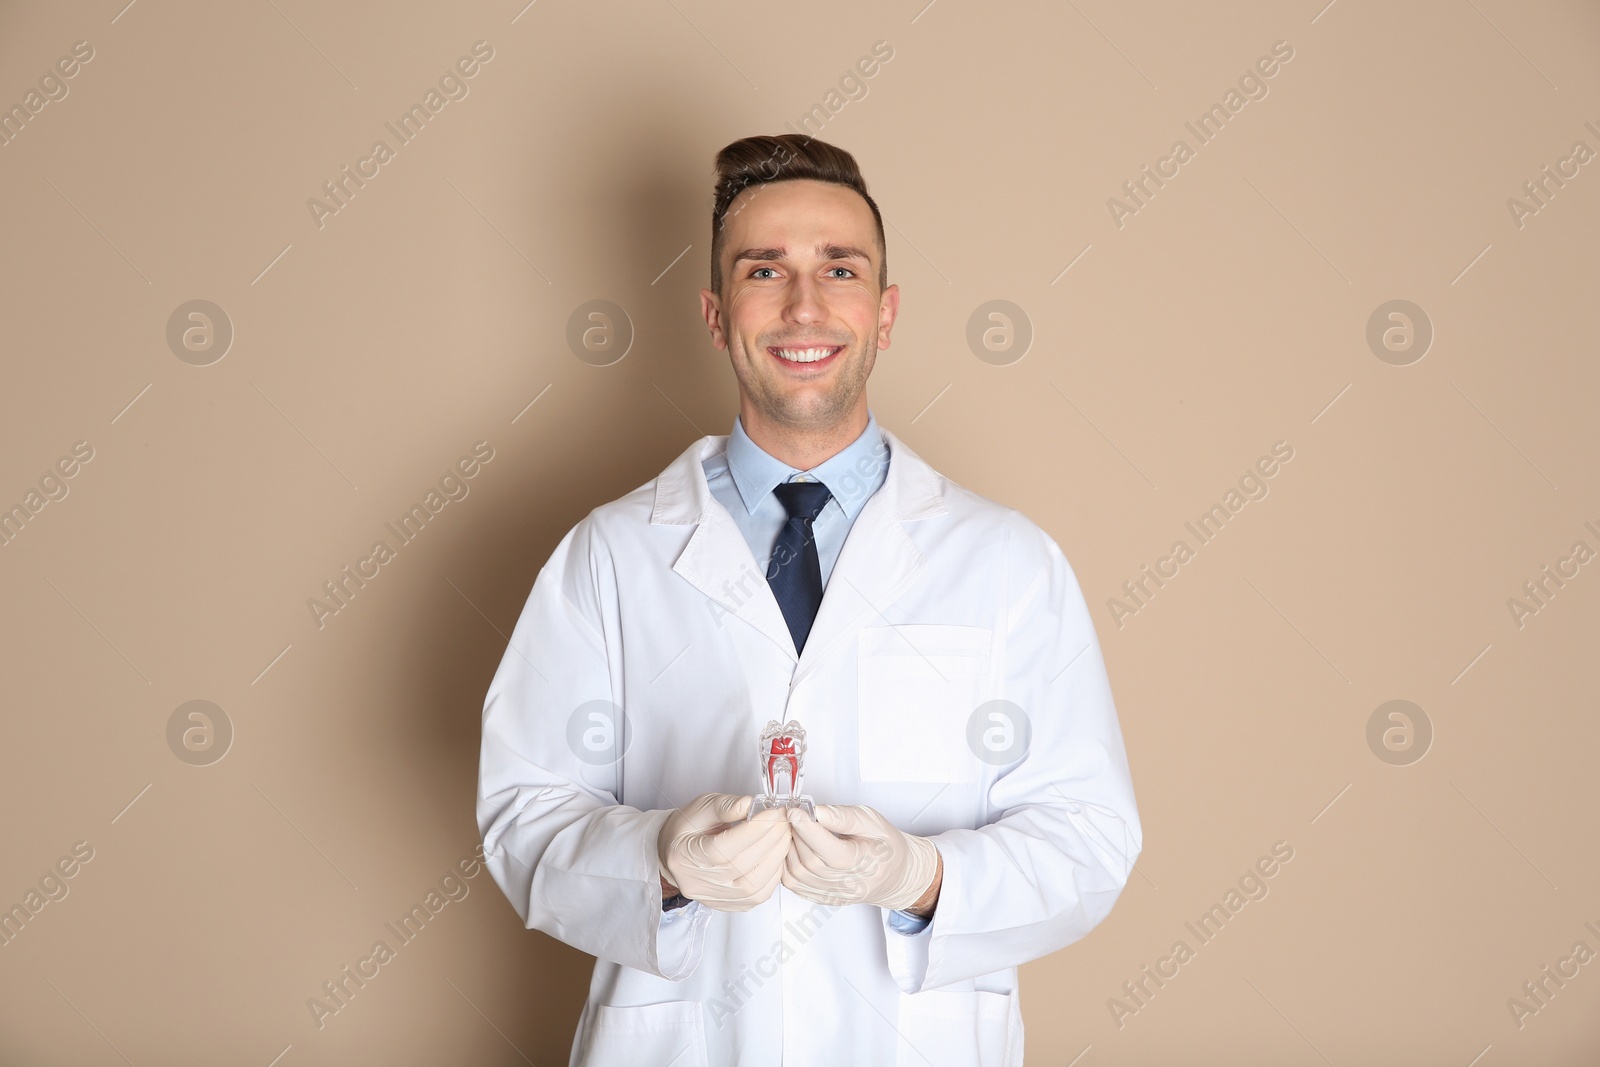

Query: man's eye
left=827, top=267, right=855, bottom=278
left=751, top=267, right=777, bottom=279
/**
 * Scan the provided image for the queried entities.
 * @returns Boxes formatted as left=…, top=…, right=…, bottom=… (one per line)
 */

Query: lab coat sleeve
left=477, top=517, right=708, bottom=980
left=885, top=517, right=1142, bottom=993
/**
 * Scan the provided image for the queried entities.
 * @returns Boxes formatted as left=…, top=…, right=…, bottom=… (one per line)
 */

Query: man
left=477, top=133, right=1141, bottom=1066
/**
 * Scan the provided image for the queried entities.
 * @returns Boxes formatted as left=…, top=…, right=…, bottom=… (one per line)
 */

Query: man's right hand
left=657, top=792, right=791, bottom=912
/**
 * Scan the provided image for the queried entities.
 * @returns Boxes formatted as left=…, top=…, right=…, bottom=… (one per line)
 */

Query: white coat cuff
left=656, top=899, right=709, bottom=980
left=883, top=905, right=934, bottom=991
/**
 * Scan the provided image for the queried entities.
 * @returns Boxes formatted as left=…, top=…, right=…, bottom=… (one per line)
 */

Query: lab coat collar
left=651, top=425, right=945, bottom=679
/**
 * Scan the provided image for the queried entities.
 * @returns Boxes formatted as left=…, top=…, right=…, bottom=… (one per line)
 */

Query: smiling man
left=478, top=134, right=1141, bottom=1067
left=700, top=144, right=895, bottom=474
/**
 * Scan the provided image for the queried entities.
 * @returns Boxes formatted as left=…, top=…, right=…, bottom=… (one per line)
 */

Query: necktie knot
left=772, top=480, right=833, bottom=524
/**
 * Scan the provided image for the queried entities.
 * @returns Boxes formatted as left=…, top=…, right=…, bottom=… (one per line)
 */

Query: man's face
left=701, top=179, right=899, bottom=436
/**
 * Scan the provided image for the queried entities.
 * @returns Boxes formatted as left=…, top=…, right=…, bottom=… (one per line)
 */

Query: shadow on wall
left=395, top=86, right=738, bottom=1061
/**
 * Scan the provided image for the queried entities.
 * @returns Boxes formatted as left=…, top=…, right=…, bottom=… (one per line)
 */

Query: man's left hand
left=783, top=804, right=941, bottom=912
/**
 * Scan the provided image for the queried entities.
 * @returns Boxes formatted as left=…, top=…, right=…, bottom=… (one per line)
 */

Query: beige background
left=2, top=0, right=1597, bottom=1063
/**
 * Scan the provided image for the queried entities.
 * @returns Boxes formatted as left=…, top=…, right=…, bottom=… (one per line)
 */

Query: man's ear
left=876, top=283, right=901, bottom=350
left=700, top=287, right=728, bottom=350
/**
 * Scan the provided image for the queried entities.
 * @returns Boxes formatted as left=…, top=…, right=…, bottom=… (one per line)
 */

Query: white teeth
left=774, top=347, right=837, bottom=363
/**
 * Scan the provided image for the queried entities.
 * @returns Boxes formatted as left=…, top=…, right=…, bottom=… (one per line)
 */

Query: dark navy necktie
left=767, top=480, right=834, bottom=655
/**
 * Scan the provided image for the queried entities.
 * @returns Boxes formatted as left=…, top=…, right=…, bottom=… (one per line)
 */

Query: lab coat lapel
left=793, top=427, right=945, bottom=683
left=651, top=428, right=948, bottom=677
left=655, top=436, right=798, bottom=661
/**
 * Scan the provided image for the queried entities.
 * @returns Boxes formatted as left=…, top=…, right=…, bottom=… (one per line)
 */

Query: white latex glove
left=783, top=803, right=940, bottom=910
left=657, top=792, right=792, bottom=912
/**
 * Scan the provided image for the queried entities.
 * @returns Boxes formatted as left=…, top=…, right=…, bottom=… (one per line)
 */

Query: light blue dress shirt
left=701, top=408, right=933, bottom=936
left=703, top=408, right=891, bottom=586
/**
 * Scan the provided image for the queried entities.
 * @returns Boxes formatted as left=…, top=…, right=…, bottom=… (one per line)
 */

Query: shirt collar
left=724, top=408, right=889, bottom=524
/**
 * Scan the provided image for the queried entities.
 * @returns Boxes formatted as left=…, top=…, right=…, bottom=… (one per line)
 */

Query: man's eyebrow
left=731, top=243, right=874, bottom=265
left=819, top=244, right=872, bottom=263
left=730, top=247, right=786, bottom=265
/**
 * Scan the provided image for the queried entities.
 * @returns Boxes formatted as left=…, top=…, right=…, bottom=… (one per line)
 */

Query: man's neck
left=739, top=406, right=868, bottom=472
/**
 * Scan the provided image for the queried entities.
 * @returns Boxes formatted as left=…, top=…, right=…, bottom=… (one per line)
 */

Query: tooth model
left=748, top=718, right=815, bottom=820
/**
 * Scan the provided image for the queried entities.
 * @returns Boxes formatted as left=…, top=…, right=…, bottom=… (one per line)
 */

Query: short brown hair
left=709, top=134, right=888, bottom=296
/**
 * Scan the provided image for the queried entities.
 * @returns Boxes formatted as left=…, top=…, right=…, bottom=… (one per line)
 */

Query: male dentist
left=478, top=133, right=1141, bottom=1066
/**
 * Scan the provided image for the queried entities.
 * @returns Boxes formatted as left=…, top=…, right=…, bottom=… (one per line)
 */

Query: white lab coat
left=477, top=427, right=1141, bottom=1067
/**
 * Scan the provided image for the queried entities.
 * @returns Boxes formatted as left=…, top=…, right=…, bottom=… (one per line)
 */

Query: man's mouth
left=768, top=345, right=844, bottom=367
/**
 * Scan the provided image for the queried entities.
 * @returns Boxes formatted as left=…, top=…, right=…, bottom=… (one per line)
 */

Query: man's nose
left=783, top=274, right=826, bottom=324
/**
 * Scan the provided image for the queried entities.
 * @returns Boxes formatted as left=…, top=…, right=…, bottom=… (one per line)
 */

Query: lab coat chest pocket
left=579, top=1000, right=709, bottom=1067
left=857, top=624, right=992, bottom=784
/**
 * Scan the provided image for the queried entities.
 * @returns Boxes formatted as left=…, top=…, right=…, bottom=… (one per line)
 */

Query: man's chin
left=756, top=389, right=857, bottom=432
